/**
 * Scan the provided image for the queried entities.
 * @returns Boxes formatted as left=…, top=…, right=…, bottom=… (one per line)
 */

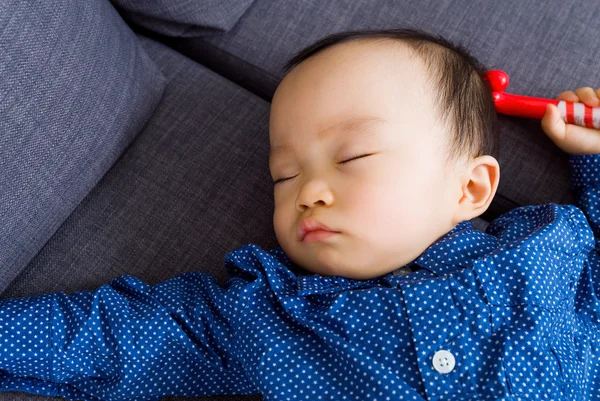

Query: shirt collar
left=290, top=220, right=498, bottom=296
left=409, top=219, right=498, bottom=276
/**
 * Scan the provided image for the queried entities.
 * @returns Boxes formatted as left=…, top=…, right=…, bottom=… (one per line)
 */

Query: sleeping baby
left=1, top=27, right=600, bottom=401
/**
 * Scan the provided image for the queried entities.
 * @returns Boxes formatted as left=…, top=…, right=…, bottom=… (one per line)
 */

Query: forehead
left=269, top=116, right=386, bottom=161
left=269, top=39, right=434, bottom=152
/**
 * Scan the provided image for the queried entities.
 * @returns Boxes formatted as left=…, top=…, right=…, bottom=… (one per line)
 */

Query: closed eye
left=272, top=153, right=373, bottom=184
left=338, top=153, right=373, bottom=165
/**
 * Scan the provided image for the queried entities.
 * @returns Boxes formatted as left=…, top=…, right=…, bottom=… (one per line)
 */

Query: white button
left=432, top=350, right=455, bottom=374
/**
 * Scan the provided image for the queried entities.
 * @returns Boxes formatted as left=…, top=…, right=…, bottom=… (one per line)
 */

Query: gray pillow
left=0, top=0, right=167, bottom=293
left=110, top=0, right=256, bottom=37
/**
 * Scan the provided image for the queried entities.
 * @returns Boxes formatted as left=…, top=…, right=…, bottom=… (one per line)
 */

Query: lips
left=297, top=218, right=338, bottom=241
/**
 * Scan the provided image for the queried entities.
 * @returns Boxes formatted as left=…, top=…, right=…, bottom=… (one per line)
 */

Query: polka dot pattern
left=1, top=154, right=600, bottom=400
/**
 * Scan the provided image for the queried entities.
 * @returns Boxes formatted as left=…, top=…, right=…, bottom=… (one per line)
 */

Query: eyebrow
left=269, top=116, right=387, bottom=162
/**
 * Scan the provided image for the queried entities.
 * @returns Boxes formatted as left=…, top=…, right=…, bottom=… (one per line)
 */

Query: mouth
left=298, top=218, right=339, bottom=242
left=302, top=229, right=339, bottom=243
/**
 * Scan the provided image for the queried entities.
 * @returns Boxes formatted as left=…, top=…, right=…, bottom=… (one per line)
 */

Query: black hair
left=281, top=27, right=499, bottom=169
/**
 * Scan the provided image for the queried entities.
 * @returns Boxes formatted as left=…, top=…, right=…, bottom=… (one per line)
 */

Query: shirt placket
left=401, top=276, right=478, bottom=400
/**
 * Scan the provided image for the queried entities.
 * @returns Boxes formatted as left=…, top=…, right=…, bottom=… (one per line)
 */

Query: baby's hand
left=541, top=87, right=600, bottom=154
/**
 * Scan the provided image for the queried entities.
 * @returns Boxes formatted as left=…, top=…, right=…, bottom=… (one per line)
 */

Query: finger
left=562, top=121, right=600, bottom=154
left=541, top=103, right=566, bottom=144
left=574, top=87, right=600, bottom=107
left=596, top=88, right=600, bottom=100
left=556, top=90, right=579, bottom=102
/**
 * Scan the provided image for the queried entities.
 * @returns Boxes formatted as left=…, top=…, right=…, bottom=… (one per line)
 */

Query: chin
left=310, top=247, right=342, bottom=273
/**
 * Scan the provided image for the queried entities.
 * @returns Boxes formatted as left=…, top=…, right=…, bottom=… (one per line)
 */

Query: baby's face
left=269, top=40, right=466, bottom=279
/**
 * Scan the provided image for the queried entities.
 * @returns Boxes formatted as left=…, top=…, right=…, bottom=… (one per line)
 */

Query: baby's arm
left=0, top=272, right=258, bottom=400
left=541, top=88, right=600, bottom=291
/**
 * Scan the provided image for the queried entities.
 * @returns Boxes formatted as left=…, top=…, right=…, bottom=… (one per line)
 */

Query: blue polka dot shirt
left=2, top=153, right=600, bottom=400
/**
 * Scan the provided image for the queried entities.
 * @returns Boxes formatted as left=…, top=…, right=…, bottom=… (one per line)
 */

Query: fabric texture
left=0, top=1, right=167, bottom=295
left=164, top=0, right=600, bottom=221
left=110, top=0, right=256, bottom=37
left=0, top=153, right=599, bottom=400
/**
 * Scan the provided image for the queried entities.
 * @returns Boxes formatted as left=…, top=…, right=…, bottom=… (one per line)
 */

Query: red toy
left=483, top=70, right=600, bottom=129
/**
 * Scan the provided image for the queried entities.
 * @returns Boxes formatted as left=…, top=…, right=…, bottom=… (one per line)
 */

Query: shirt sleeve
left=568, top=153, right=600, bottom=299
left=0, top=271, right=259, bottom=401
left=569, top=153, right=600, bottom=238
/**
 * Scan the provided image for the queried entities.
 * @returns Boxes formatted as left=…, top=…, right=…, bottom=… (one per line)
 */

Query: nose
left=295, top=179, right=335, bottom=212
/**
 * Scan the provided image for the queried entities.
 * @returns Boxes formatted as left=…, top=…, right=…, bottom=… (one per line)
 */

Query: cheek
left=273, top=204, right=297, bottom=243
left=346, top=179, right=401, bottom=226
left=347, top=171, right=424, bottom=227
left=272, top=207, right=285, bottom=241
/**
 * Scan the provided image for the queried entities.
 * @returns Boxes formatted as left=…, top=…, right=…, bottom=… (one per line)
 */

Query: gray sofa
left=2, top=0, right=600, bottom=400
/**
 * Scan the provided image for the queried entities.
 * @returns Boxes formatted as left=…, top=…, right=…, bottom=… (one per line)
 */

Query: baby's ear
left=454, top=155, right=500, bottom=223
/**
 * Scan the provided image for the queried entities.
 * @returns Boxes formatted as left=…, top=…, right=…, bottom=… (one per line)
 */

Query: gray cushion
left=110, top=0, right=256, bottom=37
left=163, top=0, right=600, bottom=221
left=0, top=0, right=166, bottom=295
left=0, top=33, right=275, bottom=299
